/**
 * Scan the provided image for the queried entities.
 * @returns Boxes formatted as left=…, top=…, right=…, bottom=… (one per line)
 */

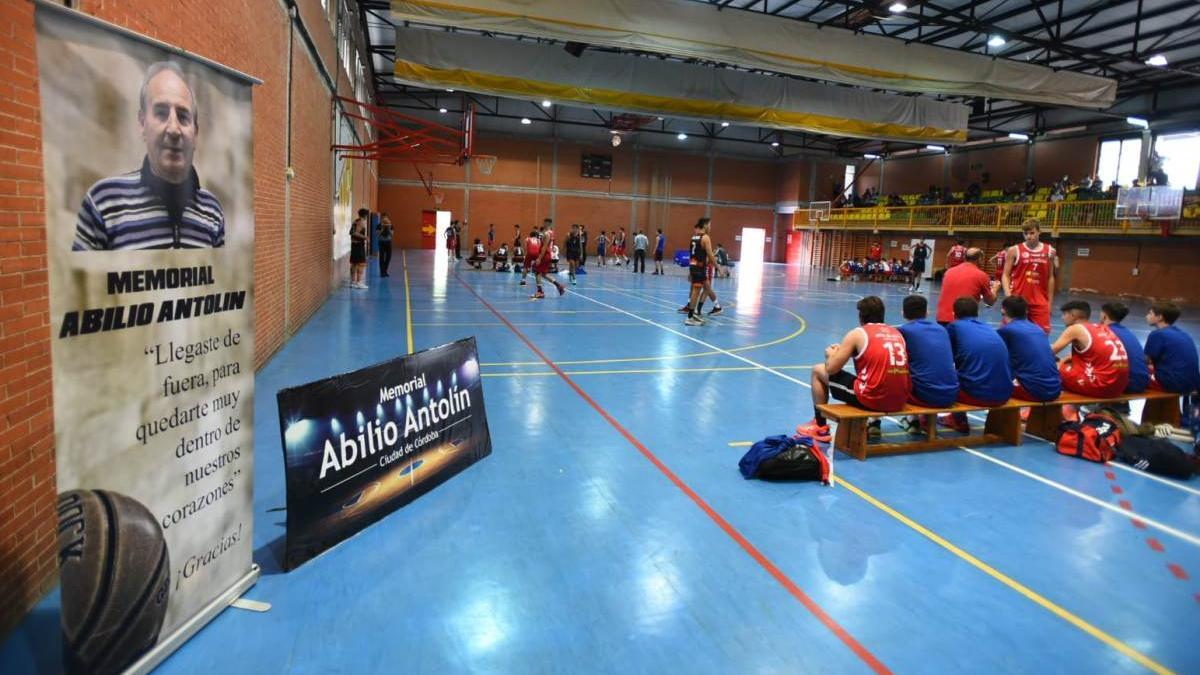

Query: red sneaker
left=795, top=420, right=832, bottom=443
left=937, top=414, right=970, bottom=434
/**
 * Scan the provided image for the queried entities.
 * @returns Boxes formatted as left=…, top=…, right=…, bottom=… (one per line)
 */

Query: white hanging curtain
left=393, top=28, right=969, bottom=143
left=391, top=0, right=1117, bottom=109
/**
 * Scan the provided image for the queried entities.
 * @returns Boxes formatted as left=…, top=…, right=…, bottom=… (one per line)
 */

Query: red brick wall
left=377, top=137, right=782, bottom=260
left=0, top=0, right=56, bottom=640
left=0, top=0, right=376, bottom=635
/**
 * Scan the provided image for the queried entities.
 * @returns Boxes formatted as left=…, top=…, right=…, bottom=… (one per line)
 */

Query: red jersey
left=852, top=324, right=911, bottom=411
left=991, top=250, right=1006, bottom=281
left=868, top=243, right=882, bottom=261
left=936, top=263, right=993, bottom=323
left=525, top=235, right=542, bottom=259
left=1010, top=242, right=1054, bottom=307
left=1068, top=323, right=1130, bottom=396
left=947, top=245, right=967, bottom=268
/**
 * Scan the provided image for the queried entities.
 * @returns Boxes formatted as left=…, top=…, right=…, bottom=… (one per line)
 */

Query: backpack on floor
left=739, top=435, right=830, bottom=484
left=1056, top=414, right=1122, bottom=463
left=1115, top=436, right=1195, bottom=480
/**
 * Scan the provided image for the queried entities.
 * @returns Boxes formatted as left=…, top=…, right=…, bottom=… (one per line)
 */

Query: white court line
left=572, top=287, right=1199, bottom=533
left=564, top=288, right=837, bottom=483
left=963, top=411, right=1200, bottom=498
left=957, top=445, right=1200, bottom=547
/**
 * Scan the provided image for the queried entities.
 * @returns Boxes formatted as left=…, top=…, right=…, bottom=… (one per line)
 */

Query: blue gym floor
left=5, top=250, right=1199, bottom=674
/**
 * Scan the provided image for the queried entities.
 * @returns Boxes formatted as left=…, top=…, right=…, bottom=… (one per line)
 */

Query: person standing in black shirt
left=377, top=212, right=394, bottom=278
left=565, top=224, right=583, bottom=285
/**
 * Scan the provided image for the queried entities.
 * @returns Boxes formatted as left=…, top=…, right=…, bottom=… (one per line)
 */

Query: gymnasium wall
left=378, top=137, right=781, bottom=262
left=853, top=134, right=1104, bottom=197
left=0, top=0, right=376, bottom=636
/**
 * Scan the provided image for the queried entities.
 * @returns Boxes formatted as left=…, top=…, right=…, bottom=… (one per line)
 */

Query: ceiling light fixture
left=925, top=144, right=945, bottom=152
left=863, top=153, right=880, bottom=159
left=1145, top=54, right=1168, bottom=67
left=1007, top=132, right=1029, bottom=141
left=439, top=107, right=448, bottom=114
left=1126, top=116, right=1149, bottom=129
left=770, top=141, right=780, bottom=147
left=520, top=117, right=532, bottom=125
left=987, top=35, right=1006, bottom=48
left=720, top=121, right=730, bottom=127
left=541, top=100, right=552, bottom=108
left=889, top=2, right=907, bottom=12
left=677, top=133, right=688, bottom=140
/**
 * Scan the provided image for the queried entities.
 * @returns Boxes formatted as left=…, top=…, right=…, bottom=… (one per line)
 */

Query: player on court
left=1051, top=300, right=1130, bottom=399
left=946, top=239, right=967, bottom=269
left=565, top=224, right=582, bottom=285
left=520, top=225, right=540, bottom=286
left=1003, top=219, right=1058, bottom=334
left=684, top=219, right=716, bottom=325
left=909, top=240, right=930, bottom=292
left=525, top=226, right=565, bottom=299
left=653, top=229, right=666, bottom=274
left=796, top=296, right=911, bottom=442
left=681, top=218, right=722, bottom=319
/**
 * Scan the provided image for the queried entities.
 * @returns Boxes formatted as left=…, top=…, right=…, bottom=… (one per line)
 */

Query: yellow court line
left=402, top=251, right=414, bottom=353
left=414, top=322, right=651, bottom=326
left=834, top=476, right=1174, bottom=675
left=480, top=303, right=807, bottom=367
left=483, top=365, right=813, bottom=378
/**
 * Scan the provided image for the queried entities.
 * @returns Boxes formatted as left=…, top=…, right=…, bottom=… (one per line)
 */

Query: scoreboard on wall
left=581, top=154, right=613, bottom=179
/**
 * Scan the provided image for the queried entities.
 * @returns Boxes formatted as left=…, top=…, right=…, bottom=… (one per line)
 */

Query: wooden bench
left=1023, top=390, right=1181, bottom=442
left=817, top=390, right=1181, bottom=461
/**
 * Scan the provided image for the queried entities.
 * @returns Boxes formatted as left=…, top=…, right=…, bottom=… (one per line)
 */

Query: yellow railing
left=820, top=198, right=1200, bottom=236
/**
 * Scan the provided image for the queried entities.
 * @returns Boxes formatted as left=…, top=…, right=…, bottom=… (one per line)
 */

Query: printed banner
left=36, top=7, right=256, bottom=673
left=277, top=338, right=492, bottom=571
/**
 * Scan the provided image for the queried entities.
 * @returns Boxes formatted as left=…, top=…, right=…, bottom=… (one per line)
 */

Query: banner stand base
left=123, top=564, right=261, bottom=675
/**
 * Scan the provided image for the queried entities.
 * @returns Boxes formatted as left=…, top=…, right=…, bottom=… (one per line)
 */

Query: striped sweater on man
left=73, top=158, right=225, bottom=251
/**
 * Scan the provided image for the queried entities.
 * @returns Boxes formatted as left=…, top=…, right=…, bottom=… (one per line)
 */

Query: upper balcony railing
left=818, top=197, right=1200, bottom=236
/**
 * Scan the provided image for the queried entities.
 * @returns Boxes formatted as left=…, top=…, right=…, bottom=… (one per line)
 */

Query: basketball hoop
left=473, top=154, right=498, bottom=176
left=806, top=200, right=832, bottom=227
left=433, top=190, right=445, bottom=206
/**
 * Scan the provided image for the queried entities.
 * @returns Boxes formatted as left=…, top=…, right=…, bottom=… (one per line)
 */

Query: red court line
left=456, top=275, right=891, bottom=675
left=1168, top=564, right=1189, bottom=581
left=1147, top=538, right=1165, bottom=553
left=1101, top=467, right=1196, bottom=595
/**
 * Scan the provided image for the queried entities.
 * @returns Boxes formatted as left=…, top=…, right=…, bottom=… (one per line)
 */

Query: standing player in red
left=527, top=224, right=565, bottom=299
left=868, top=240, right=882, bottom=264
left=991, top=248, right=1007, bottom=283
left=796, top=296, right=911, bottom=442
left=520, top=224, right=539, bottom=287
left=1051, top=300, right=1130, bottom=399
left=946, top=239, right=967, bottom=269
left=1002, top=219, right=1057, bottom=334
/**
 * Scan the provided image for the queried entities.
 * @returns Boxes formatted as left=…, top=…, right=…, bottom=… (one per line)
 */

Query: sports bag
left=739, top=435, right=830, bottom=484
left=1056, top=414, right=1122, bottom=463
left=1115, top=436, right=1195, bottom=479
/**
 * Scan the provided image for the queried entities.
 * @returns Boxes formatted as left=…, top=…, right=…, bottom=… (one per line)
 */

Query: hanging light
left=1145, top=54, right=1168, bottom=67
left=987, top=35, right=1006, bottom=48
left=677, top=133, right=688, bottom=140
left=520, top=118, right=532, bottom=125
left=889, top=2, right=907, bottom=12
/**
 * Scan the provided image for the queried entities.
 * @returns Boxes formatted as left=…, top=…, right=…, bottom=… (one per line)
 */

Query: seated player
left=840, top=259, right=853, bottom=279
left=797, top=296, right=911, bottom=442
left=510, top=241, right=524, bottom=274
left=1100, top=302, right=1149, bottom=394
left=997, top=296, right=1062, bottom=402
left=468, top=238, right=487, bottom=269
left=492, top=244, right=509, bottom=271
left=944, top=297, right=1014, bottom=432
left=897, top=295, right=959, bottom=434
left=1144, top=301, right=1200, bottom=422
left=715, top=244, right=734, bottom=278
left=1051, top=300, right=1130, bottom=399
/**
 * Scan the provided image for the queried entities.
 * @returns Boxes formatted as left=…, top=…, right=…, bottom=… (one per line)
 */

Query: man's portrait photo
left=72, top=61, right=225, bottom=250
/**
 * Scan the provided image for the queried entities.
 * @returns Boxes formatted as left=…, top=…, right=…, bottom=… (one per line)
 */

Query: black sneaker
left=708, top=305, right=723, bottom=315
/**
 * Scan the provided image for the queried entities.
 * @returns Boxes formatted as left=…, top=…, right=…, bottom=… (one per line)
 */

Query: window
left=1096, top=137, right=1142, bottom=188
left=1154, top=132, right=1200, bottom=190
left=843, top=164, right=856, bottom=198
